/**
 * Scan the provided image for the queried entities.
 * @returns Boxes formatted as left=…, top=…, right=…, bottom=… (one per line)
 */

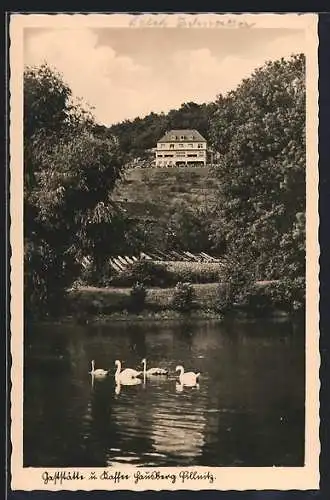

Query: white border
left=10, top=12, right=320, bottom=491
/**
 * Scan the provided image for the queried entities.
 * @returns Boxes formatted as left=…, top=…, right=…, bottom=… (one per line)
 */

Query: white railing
left=108, top=251, right=223, bottom=271
left=81, top=251, right=223, bottom=272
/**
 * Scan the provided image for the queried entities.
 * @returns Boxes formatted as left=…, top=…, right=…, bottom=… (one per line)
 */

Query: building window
left=176, top=152, right=186, bottom=157
left=180, top=135, right=186, bottom=140
left=164, top=154, right=174, bottom=157
left=198, top=143, right=204, bottom=148
left=169, top=144, right=174, bottom=149
left=187, top=154, right=197, bottom=157
left=157, top=154, right=163, bottom=157
left=178, top=143, right=184, bottom=148
left=188, top=143, right=193, bottom=148
left=160, top=144, right=165, bottom=148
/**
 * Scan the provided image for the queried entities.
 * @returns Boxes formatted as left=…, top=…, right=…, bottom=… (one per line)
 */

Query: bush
left=110, top=260, right=171, bottom=287
left=109, top=260, right=222, bottom=288
left=241, top=286, right=273, bottom=316
left=171, top=281, right=196, bottom=312
left=215, top=259, right=256, bottom=313
left=24, top=239, right=79, bottom=319
left=215, top=277, right=306, bottom=316
left=263, top=277, right=305, bottom=312
left=215, top=283, right=234, bottom=313
left=79, top=259, right=115, bottom=287
left=129, top=281, right=147, bottom=313
left=161, top=261, right=221, bottom=285
left=79, top=262, right=98, bottom=286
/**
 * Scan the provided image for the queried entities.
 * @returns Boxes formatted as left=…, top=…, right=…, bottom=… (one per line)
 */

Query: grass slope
left=70, top=283, right=219, bottom=311
left=112, top=166, right=219, bottom=220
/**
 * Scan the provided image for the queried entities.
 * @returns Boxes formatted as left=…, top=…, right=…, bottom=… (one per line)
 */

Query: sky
left=24, top=27, right=305, bottom=126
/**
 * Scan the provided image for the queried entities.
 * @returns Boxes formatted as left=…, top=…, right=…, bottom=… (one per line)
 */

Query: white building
left=154, top=129, right=207, bottom=167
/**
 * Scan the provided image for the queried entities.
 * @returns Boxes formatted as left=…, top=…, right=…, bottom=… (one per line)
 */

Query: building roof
left=158, top=129, right=207, bottom=143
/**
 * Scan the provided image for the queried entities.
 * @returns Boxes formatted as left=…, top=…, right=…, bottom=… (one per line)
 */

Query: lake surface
left=24, top=318, right=305, bottom=467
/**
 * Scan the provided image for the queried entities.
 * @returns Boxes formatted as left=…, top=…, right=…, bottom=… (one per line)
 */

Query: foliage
left=261, top=277, right=305, bottom=312
left=25, top=53, right=306, bottom=318
left=68, top=277, right=304, bottom=317
left=215, top=256, right=256, bottom=313
left=129, top=282, right=147, bottom=313
left=157, top=261, right=222, bottom=284
left=210, top=54, right=306, bottom=282
left=132, top=206, right=218, bottom=257
left=215, top=283, right=233, bottom=314
left=243, top=287, right=273, bottom=316
left=228, top=277, right=306, bottom=315
left=24, top=239, right=80, bottom=318
left=109, top=260, right=171, bottom=288
left=24, top=64, right=125, bottom=317
left=107, top=101, right=214, bottom=160
left=108, top=259, right=222, bottom=288
left=171, top=282, right=196, bottom=312
left=79, top=259, right=116, bottom=287
left=162, top=201, right=217, bottom=254
left=111, top=166, right=221, bottom=256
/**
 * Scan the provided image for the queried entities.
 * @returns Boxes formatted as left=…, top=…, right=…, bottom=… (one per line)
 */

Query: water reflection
left=126, top=323, right=148, bottom=358
left=115, top=378, right=143, bottom=395
left=24, top=318, right=305, bottom=467
left=176, top=382, right=200, bottom=392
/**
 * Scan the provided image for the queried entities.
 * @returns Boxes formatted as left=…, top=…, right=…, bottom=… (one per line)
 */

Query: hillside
left=112, top=165, right=219, bottom=221
left=101, top=101, right=215, bottom=160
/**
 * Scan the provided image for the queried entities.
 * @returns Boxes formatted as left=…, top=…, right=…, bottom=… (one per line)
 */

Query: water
left=24, top=318, right=305, bottom=467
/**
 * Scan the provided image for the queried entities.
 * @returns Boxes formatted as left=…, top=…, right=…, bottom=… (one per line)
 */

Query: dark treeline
left=95, top=101, right=215, bottom=159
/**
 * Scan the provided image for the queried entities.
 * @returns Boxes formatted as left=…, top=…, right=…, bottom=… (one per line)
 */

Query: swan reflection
left=90, top=373, right=110, bottom=390
left=176, top=382, right=200, bottom=393
left=115, top=378, right=143, bottom=395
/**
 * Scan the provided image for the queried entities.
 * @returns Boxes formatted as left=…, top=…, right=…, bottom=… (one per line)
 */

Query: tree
left=163, top=201, right=215, bottom=253
left=209, top=54, right=305, bottom=283
left=167, top=102, right=213, bottom=140
left=107, top=101, right=215, bottom=161
left=24, top=64, right=125, bottom=317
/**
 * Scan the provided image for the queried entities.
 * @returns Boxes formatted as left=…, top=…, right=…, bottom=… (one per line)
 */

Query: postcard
left=9, top=12, right=319, bottom=492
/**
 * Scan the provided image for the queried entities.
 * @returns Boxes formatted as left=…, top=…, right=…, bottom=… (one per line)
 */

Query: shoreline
left=27, top=307, right=294, bottom=328
left=26, top=284, right=301, bottom=327
left=29, top=309, right=223, bottom=326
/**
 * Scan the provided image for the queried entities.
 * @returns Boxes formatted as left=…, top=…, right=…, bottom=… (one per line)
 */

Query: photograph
left=9, top=12, right=319, bottom=491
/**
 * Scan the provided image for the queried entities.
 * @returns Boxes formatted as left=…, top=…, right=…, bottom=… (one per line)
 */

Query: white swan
left=141, top=358, right=168, bottom=377
left=175, top=365, right=200, bottom=387
left=89, top=360, right=109, bottom=378
left=114, top=360, right=142, bottom=383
